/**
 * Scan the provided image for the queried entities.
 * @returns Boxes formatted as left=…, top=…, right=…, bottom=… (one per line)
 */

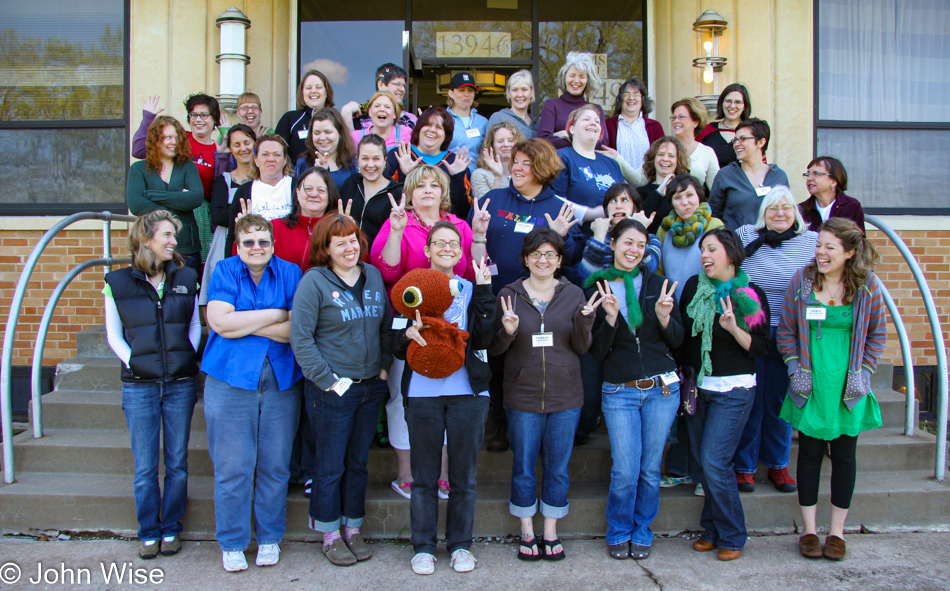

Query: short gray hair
left=556, top=52, right=603, bottom=99
left=505, top=69, right=534, bottom=104
left=754, top=186, right=807, bottom=235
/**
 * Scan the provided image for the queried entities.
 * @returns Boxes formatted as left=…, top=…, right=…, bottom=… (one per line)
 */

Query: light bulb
left=704, top=67, right=714, bottom=84
left=704, top=40, right=713, bottom=52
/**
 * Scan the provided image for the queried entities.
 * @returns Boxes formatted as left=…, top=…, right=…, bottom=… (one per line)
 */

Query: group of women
left=111, top=58, right=882, bottom=576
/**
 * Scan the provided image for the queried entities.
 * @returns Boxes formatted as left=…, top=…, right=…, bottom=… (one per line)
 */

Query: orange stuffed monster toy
left=392, top=268, right=469, bottom=379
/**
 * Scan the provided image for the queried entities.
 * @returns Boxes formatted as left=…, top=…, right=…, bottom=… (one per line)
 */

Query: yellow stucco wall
left=129, top=0, right=292, bottom=147
left=653, top=0, right=813, bottom=198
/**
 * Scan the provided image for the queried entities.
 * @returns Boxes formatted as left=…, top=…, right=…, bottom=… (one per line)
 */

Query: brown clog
left=717, top=549, right=742, bottom=561
left=823, top=535, right=846, bottom=561
left=692, top=539, right=716, bottom=552
left=799, top=534, right=822, bottom=559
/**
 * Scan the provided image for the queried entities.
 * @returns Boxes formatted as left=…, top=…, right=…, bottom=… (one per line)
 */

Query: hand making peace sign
left=388, top=192, right=407, bottom=232
left=471, top=197, right=491, bottom=236
left=500, top=295, right=519, bottom=335
left=655, top=279, right=678, bottom=328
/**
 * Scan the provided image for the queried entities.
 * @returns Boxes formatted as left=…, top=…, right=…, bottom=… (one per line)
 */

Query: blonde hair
left=404, top=165, right=451, bottom=213
left=505, top=69, right=534, bottom=103
left=476, top=121, right=525, bottom=170
left=367, top=90, right=402, bottom=121
left=128, top=210, right=184, bottom=276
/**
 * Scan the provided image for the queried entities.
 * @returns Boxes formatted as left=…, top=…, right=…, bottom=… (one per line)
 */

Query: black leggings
left=797, top=432, right=858, bottom=509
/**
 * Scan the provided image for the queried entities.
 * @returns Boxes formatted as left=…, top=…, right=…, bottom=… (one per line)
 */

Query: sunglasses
left=241, top=239, right=272, bottom=249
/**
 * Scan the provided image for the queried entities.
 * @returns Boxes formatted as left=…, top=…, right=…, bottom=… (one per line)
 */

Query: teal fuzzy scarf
left=584, top=265, right=642, bottom=330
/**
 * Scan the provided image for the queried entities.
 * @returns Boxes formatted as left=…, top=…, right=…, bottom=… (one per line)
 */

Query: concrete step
left=53, top=357, right=123, bottom=393
left=1, top=470, right=947, bottom=540
left=75, top=326, right=115, bottom=359
left=9, top=427, right=938, bottom=484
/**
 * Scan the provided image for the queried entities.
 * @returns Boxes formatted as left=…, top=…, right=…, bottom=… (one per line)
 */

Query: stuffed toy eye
left=449, top=279, right=462, bottom=296
left=402, top=286, right=423, bottom=308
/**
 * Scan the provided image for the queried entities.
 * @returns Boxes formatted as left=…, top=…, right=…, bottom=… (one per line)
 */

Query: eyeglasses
left=802, top=171, right=833, bottom=179
left=528, top=251, right=559, bottom=260
left=766, top=205, right=795, bottom=214
left=731, top=135, right=757, bottom=144
left=622, top=92, right=642, bottom=100
left=429, top=239, right=461, bottom=249
left=723, top=99, right=744, bottom=106
left=237, top=105, right=261, bottom=113
left=670, top=114, right=691, bottom=121
left=301, top=186, right=328, bottom=197
left=240, top=239, right=272, bottom=249
left=188, top=112, right=212, bottom=121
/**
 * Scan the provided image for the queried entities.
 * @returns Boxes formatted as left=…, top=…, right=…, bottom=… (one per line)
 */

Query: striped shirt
left=737, top=225, right=818, bottom=327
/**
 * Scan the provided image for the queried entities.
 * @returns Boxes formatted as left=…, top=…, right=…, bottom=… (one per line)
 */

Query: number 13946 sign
left=437, top=32, right=511, bottom=58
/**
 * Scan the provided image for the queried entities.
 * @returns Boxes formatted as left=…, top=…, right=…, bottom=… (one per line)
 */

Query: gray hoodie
left=290, top=263, right=394, bottom=390
left=708, top=161, right=789, bottom=229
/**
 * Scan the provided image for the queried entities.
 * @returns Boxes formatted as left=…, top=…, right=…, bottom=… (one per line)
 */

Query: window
left=0, top=0, right=129, bottom=214
left=815, top=0, right=950, bottom=212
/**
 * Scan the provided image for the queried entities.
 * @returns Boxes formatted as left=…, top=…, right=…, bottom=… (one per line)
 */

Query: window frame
left=0, top=0, right=130, bottom=216
left=812, top=0, right=950, bottom=215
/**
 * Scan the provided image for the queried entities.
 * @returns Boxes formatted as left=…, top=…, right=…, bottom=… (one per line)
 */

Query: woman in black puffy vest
left=103, top=210, right=201, bottom=560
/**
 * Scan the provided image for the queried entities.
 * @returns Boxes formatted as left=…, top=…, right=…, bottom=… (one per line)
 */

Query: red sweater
left=273, top=215, right=323, bottom=271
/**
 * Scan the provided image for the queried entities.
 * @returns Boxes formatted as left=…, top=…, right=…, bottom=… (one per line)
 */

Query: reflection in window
left=0, top=129, right=126, bottom=204
left=0, top=1, right=124, bottom=122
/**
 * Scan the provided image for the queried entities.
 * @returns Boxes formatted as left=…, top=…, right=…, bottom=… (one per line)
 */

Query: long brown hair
left=302, top=108, right=355, bottom=170
left=128, top=210, right=185, bottom=276
left=805, top=217, right=879, bottom=304
left=145, top=116, right=191, bottom=174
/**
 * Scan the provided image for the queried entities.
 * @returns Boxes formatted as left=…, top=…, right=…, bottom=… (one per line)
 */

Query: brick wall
left=1, top=226, right=948, bottom=371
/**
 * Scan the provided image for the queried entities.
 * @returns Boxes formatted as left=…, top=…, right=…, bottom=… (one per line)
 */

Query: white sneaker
left=256, top=543, right=280, bottom=567
left=411, top=552, right=436, bottom=575
left=450, top=548, right=476, bottom=573
left=222, top=550, right=248, bottom=572
left=694, top=483, right=705, bottom=497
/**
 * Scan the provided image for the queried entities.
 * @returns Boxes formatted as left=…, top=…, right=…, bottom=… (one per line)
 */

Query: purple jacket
left=798, top=192, right=865, bottom=235
left=131, top=110, right=232, bottom=179
left=537, top=93, right=606, bottom=150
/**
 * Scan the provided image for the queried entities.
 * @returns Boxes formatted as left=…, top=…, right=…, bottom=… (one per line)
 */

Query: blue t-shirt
left=552, top=147, right=623, bottom=210
left=447, top=107, right=488, bottom=174
left=202, top=254, right=303, bottom=390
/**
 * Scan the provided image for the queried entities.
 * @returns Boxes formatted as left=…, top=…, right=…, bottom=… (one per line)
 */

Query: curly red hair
left=145, top=116, right=191, bottom=173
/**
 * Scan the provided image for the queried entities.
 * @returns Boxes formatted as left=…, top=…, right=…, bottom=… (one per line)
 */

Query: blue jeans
left=406, top=395, right=489, bottom=554
left=306, top=378, right=388, bottom=532
left=664, top=415, right=702, bottom=482
left=602, top=381, right=680, bottom=546
left=734, top=329, right=793, bottom=472
left=686, top=386, right=755, bottom=551
left=203, top=359, right=301, bottom=552
left=506, top=407, right=581, bottom=519
left=122, top=377, right=197, bottom=541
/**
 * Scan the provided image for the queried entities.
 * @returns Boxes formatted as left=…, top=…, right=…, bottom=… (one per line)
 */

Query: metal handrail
left=865, top=215, right=948, bottom=481
left=1, top=211, right=135, bottom=484
left=877, top=283, right=915, bottom=436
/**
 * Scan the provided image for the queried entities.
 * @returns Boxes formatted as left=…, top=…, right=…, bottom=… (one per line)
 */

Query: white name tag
left=331, top=377, right=353, bottom=396
left=806, top=306, right=827, bottom=321
left=532, top=332, right=553, bottom=347
left=392, top=317, right=408, bottom=329
left=514, top=221, right=534, bottom=234
left=659, top=371, right=679, bottom=386
left=465, top=128, right=481, bottom=138
left=755, top=186, right=771, bottom=197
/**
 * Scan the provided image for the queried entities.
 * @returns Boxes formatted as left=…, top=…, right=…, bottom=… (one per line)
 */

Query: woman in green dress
left=777, top=217, right=886, bottom=562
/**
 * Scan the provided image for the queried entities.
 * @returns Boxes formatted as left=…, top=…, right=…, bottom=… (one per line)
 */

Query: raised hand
left=337, top=199, right=353, bottom=220
left=472, top=256, right=492, bottom=285
left=446, top=146, right=471, bottom=175
left=544, top=202, right=580, bottom=237
left=471, top=197, right=491, bottom=236
left=597, top=281, right=620, bottom=325
left=482, top=145, right=504, bottom=177
left=143, top=95, right=164, bottom=116
left=657, top=174, right=673, bottom=196
left=405, top=309, right=430, bottom=347
left=631, top=210, right=656, bottom=228
left=719, top=295, right=738, bottom=333
left=590, top=216, right=611, bottom=242
left=234, top=197, right=252, bottom=224
left=655, top=279, right=678, bottom=328
left=500, top=295, right=519, bottom=335
left=581, top=291, right=605, bottom=317
left=394, top=142, right=418, bottom=174
left=316, top=150, right=332, bottom=169
left=388, top=192, right=408, bottom=233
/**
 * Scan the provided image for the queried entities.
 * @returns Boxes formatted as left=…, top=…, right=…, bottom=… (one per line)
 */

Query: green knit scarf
left=685, top=269, right=766, bottom=385
left=584, top=265, right=643, bottom=330
left=661, top=202, right=713, bottom=247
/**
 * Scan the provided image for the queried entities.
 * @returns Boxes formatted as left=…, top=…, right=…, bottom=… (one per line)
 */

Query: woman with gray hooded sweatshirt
left=290, top=214, right=394, bottom=567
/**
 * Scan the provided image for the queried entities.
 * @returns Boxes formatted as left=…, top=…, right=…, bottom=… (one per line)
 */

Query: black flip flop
left=517, top=536, right=542, bottom=562
left=541, top=538, right=565, bottom=562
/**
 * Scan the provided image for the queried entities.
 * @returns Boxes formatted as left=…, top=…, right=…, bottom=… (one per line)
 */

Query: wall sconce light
left=216, top=7, right=252, bottom=111
left=692, top=9, right=728, bottom=113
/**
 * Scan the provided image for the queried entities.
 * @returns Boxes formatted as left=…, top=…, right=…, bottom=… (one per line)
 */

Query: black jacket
left=588, top=268, right=684, bottom=383
left=275, top=107, right=315, bottom=163
left=395, top=283, right=496, bottom=405
left=104, top=262, right=199, bottom=382
left=337, top=173, right=404, bottom=248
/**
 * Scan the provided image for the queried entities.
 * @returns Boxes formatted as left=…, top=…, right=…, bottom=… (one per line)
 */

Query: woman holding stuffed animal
left=289, top=214, right=394, bottom=567
left=489, top=227, right=603, bottom=562
left=394, top=222, right=496, bottom=575
left=371, top=164, right=476, bottom=501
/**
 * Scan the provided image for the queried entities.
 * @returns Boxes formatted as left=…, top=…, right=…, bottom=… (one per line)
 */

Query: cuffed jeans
left=734, top=329, right=793, bottom=473
left=306, top=378, right=388, bottom=532
left=602, top=381, right=680, bottom=546
left=204, top=359, right=301, bottom=552
left=406, top=395, right=489, bottom=554
left=506, top=407, right=581, bottom=519
left=686, top=386, right=754, bottom=552
left=122, top=377, right=197, bottom=541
